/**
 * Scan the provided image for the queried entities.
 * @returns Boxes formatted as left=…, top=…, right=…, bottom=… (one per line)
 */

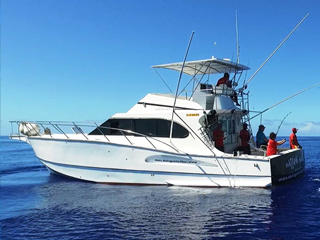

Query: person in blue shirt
left=256, top=125, right=268, bottom=148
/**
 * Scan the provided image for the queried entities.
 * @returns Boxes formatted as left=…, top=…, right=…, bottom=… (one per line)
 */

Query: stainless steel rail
left=9, top=120, right=180, bottom=153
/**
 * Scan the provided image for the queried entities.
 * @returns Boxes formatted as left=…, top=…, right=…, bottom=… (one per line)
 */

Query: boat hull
left=41, top=158, right=273, bottom=188
left=28, top=137, right=275, bottom=188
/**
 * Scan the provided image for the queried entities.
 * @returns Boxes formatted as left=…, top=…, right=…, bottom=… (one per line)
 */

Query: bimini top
left=152, top=57, right=250, bottom=76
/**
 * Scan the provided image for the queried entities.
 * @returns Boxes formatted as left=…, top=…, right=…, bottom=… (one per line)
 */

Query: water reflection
left=268, top=175, right=320, bottom=239
left=201, top=188, right=272, bottom=238
left=3, top=174, right=319, bottom=239
left=31, top=183, right=273, bottom=239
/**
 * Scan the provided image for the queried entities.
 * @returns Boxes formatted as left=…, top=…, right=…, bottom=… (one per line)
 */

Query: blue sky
left=2, top=0, right=320, bottom=137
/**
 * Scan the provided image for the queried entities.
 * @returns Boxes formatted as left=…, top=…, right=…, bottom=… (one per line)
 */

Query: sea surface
left=1, top=136, right=319, bottom=240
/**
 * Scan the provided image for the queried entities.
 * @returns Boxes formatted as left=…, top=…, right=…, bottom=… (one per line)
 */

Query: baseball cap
left=292, top=127, right=298, bottom=132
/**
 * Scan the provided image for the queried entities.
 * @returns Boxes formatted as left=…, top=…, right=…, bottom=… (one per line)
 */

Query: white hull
left=29, top=137, right=273, bottom=188
left=44, top=160, right=272, bottom=188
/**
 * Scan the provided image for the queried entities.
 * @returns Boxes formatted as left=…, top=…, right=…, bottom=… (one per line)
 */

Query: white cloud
left=259, top=120, right=320, bottom=137
left=298, top=122, right=320, bottom=136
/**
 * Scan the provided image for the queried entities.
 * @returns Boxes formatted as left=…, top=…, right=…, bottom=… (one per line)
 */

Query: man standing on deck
left=290, top=127, right=302, bottom=149
left=212, top=123, right=226, bottom=152
left=256, top=125, right=268, bottom=148
left=239, top=123, right=251, bottom=155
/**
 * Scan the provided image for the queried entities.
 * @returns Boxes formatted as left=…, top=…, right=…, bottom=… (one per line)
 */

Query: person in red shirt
left=289, top=127, right=302, bottom=149
left=216, top=73, right=240, bottom=106
left=216, top=73, right=232, bottom=87
left=266, top=132, right=286, bottom=156
left=239, top=123, right=251, bottom=155
left=212, top=123, right=226, bottom=152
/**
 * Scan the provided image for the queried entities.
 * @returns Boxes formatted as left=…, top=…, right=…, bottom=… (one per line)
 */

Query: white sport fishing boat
left=10, top=56, right=305, bottom=188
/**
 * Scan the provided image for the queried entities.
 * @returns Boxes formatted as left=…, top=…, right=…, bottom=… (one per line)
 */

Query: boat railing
left=9, top=120, right=180, bottom=153
left=212, top=84, right=234, bottom=95
left=197, top=84, right=234, bottom=96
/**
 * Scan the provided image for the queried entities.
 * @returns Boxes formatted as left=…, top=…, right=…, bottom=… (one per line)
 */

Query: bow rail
left=9, top=120, right=180, bottom=153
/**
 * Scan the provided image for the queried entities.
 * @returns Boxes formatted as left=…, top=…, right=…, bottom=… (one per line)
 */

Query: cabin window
left=88, top=119, right=133, bottom=135
left=218, top=116, right=237, bottom=144
left=219, top=117, right=236, bottom=135
left=118, top=119, right=133, bottom=133
left=88, top=120, right=110, bottom=135
left=172, top=122, right=189, bottom=138
left=157, top=119, right=171, bottom=137
left=135, top=119, right=157, bottom=136
left=200, top=84, right=213, bottom=90
left=89, top=119, right=189, bottom=138
left=229, top=119, right=236, bottom=134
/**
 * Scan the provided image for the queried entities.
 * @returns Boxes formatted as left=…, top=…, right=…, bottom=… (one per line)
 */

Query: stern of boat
left=270, top=149, right=305, bottom=185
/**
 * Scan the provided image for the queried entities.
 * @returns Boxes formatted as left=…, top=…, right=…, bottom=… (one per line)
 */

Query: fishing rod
left=276, top=112, right=291, bottom=135
left=170, top=31, right=195, bottom=141
left=247, top=82, right=320, bottom=122
left=246, top=13, right=309, bottom=86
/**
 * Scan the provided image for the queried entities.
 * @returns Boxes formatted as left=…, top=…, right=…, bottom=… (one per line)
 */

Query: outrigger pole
left=247, top=82, right=320, bottom=122
left=246, top=13, right=309, bottom=86
left=169, top=31, right=195, bottom=141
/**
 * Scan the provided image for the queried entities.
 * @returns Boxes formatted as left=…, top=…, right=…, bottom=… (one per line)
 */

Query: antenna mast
left=235, top=10, right=240, bottom=64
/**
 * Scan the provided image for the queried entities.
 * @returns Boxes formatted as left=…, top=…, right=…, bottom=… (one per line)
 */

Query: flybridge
left=152, top=57, right=250, bottom=76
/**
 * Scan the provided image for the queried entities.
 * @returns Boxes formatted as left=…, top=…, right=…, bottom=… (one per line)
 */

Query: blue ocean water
left=1, top=136, right=319, bottom=240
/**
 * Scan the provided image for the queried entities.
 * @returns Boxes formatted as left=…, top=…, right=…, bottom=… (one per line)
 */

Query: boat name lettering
left=186, top=114, right=199, bottom=117
left=285, top=155, right=304, bottom=169
left=154, top=158, right=197, bottom=164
